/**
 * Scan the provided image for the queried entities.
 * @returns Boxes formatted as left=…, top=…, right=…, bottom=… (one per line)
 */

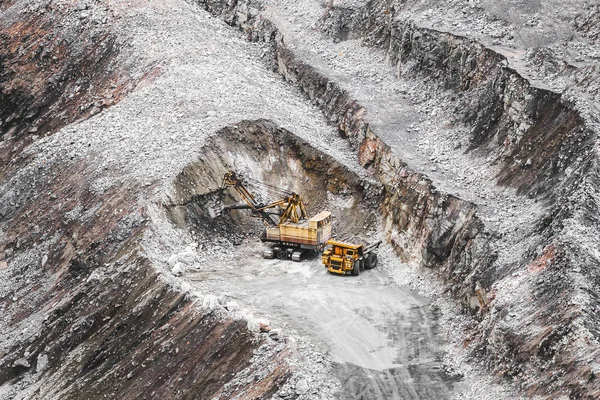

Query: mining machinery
left=221, top=171, right=332, bottom=261
left=321, top=239, right=382, bottom=276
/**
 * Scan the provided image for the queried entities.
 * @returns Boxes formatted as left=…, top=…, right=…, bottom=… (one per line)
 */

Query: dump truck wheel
left=367, top=253, right=378, bottom=269
left=364, top=254, right=371, bottom=269
left=352, top=261, right=360, bottom=276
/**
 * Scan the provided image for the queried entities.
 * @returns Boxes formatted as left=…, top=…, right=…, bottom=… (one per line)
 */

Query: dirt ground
left=185, top=239, right=506, bottom=399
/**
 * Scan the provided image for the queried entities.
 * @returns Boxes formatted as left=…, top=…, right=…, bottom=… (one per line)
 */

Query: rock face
left=318, top=4, right=600, bottom=398
left=196, top=0, right=600, bottom=397
left=166, top=119, right=380, bottom=241
left=2, top=257, right=289, bottom=399
left=0, top=154, right=290, bottom=399
left=0, top=0, right=136, bottom=171
left=0, top=2, right=293, bottom=399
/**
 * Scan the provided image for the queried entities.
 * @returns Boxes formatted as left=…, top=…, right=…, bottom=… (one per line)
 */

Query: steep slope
left=0, top=0, right=356, bottom=398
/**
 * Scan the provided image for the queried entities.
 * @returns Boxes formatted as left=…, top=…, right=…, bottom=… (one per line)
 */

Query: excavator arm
left=222, top=172, right=257, bottom=206
left=222, top=171, right=279, bottom=227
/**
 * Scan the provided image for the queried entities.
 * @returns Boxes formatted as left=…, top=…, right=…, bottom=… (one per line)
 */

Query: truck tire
left=263, top=249, right=274, bottom=259
left=364, top=254, right=371, bottom=269
left=365, top=253, right=378, bottom=269
left=352, top=261, right=360, bottom=276
left=272, top=246, right=284, bottom=260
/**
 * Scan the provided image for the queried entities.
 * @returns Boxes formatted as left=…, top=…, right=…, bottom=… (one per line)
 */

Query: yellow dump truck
left=322, top=239, right=382, bottom=275
left=222, top=171, right=332, bottom=261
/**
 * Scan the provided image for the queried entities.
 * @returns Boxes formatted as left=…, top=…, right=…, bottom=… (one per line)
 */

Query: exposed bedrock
left=271, top=44, right=493, bottom=327
left=165, top=119, right=381, bottom=240
left=2, top=0, right=598, bottom=397
left=194, top=0, right=489, bottom=306
left=0, top=156, right=288, bottom=399
left=0, top=0, right=139, bottom=175
left=319, top=3, right=600, bottom=398
left=320, top=0, right=595, bottom=200
left=192, top=0, right=486, bottom=292
left=165, top=119, right=467, bottom=399
left=195, top=0, right=600, bottom=397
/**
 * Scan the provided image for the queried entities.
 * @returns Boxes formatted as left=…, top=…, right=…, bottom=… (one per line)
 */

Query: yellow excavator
left=221, top=171, right=332, bottom=261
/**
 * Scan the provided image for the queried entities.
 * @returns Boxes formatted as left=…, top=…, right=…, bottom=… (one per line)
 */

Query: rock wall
left=192, top=0, right=492, bottom=308
left=193, top=0, right=600, bottom=397
left=0, top=2, right=292, bottom=398
left=320, top=2, right=600, bottom=397
left=165, top=119, right=381, bottom=242
left=271, top=44, right=492, bottom=307
left=0, top=0, right=139, bottom=174
left=322, top=0, right=594, bottom=200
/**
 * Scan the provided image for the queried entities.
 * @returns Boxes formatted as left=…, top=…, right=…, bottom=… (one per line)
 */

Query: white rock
left=225, top=300, right=239, bottom=311
left=295, top=378, right=309, bottom=395
left=177, top=247, right=196, bottom=265
left=167, top=254, right=179, bottom=267
left=269, top=329, right=282, bottom=341
left=36, top=353, right=48, bottom=374
left=202, top=295, right=220, bottom=309
left=171, top=262, right=185, bottom=276
left=12, top=358, right=30, bottom=369
left=179, top=281, right=192, bottom=292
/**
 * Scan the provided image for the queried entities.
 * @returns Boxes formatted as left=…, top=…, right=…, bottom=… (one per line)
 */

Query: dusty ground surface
left=185, top=239, right=508, bottom=399
left=1, top=0, right=496, bottom=398
left=153, top=119, right=507, bottom=398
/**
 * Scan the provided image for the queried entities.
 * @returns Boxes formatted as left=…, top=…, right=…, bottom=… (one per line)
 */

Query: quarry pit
left=2, top=0, right=600, bottom=399
left=163, top=120, right=468, bottom=398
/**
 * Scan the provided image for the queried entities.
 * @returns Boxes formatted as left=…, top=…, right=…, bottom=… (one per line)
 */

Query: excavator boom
left=221, top=171, right=279, bottom=227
